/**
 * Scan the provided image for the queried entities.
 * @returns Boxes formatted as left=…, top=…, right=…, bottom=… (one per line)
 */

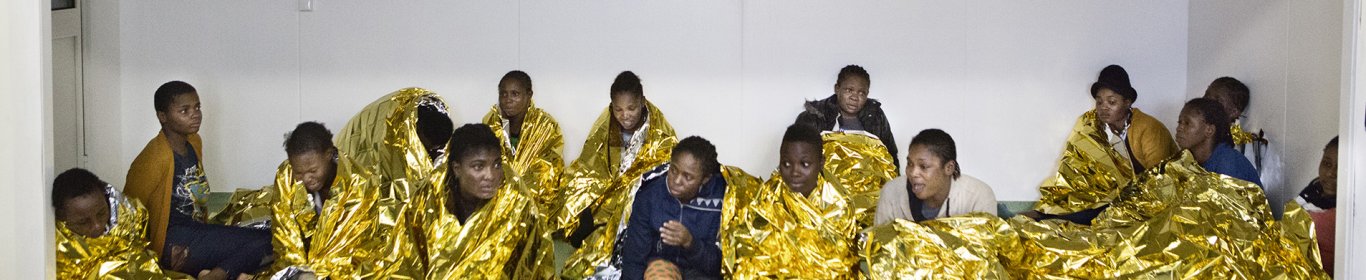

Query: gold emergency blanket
left=268, top=156, right=393, bottom=279
left=558, top=100, right=677, bottom=279
left=1231, top=123, right=1257, bottom=146
left=821, top=131, right=898, bottom=228
left=1034, top=111, right=1135, bottom=215
left=861, top=214, right=1021, bottom=279
left=56, top=185, right=190, bottom=279
left=1009, top=151, right=1327, bottom=279
left=482, top=102, right=565, bottom=211
left=424, top=167, right=554, bottom=279
left=336, top=87, right=451, bottom=278
left=209, top=186, right=276, bottom=229
left=721, top=171, right=860, bottom=279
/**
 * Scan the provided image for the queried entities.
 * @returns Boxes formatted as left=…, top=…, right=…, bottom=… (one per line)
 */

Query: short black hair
left=909, top=129, right=960, bottom=179
left=500, top=70, right=533, bottom=92
left=836, top=65, right=870, bottom=86
left=673, top=136, right=720, bottom=177
left=1183, top=98, right=1234, bottom=146
left=1207, top=76, right=1250, bottom=113
left=1090, top=65, right=1137, bottom=102
left=416, top=104, right=454, bottom=152
left=284, top=121, right=334, bottom=156
left=449, top=123, right=501, bottom=163
left=154, top=80, right=197, bottom=112
left=781, top=123, right=824, bottom=155
left=610, top=71, right=644, bottom=98
left=1327, top=136, right=1340, bottom=151
left=52, top=168, right=107, bottom=217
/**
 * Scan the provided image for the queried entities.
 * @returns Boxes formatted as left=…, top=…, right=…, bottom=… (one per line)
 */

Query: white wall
left=88, top=1, right=1192, bottom=201
left=0, top=0, right=56, bottom=277
left=1188, top=1, right=1343, bottom=211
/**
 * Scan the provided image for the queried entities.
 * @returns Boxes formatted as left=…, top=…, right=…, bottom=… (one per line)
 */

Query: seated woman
left=1296, top=136, right=1338, bottom=272
left=424, top=123, right=552, bottom=278
left=795, top=65, right=899, bottom=170
left=482, top=70, right=565, bottom=211
left=558, top=71, right=679, bottom=278
left=1174, top=98, right=1262, bottom=186
left=875, top=129, right=997, bottom=224
left=268, top=122, right=394, bottom=279
left=124, top=81, right=271, bottom=280
left=1025, top=65, right=1177, bottom=224
left=334, top=87, right=453, bottom=277
left=720, top=124, right=860, bottom=278
left=619, top=136, right=739, bottom=280
left=54, top=168, right=186, bottom=279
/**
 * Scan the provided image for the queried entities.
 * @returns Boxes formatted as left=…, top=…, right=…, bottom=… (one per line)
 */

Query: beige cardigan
left=874, top=174, right=997, bottom=225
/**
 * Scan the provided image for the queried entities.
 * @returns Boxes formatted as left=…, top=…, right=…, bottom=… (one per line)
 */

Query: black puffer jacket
left=794, top=94, right=899, bottom=170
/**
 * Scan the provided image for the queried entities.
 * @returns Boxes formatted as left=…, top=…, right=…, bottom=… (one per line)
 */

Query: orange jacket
left=124, top=131, right=203, bottom=256
left=1127, top=108, right=1178, bottom=170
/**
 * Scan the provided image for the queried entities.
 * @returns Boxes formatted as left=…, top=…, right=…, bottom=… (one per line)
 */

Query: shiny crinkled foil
left=721, top=171, right=860, bottom=279
left=483, top=102, right=565, bottom=214
left=557, top=100, right=677, bottom=279
left=1033, top=111, right=1135, bottom=215
left=424, top=165, right=554, bottom=279
left=1008, top=151, right=1328, bottom=279
left=336, top=87, right=451, bottom=278
left=268, top=155, right=395, bottom=279
left=1230, top=123, right=1257, bottom=146
left=209, top=186, right=276, bottom=229
left=821, top=131, right=898, bottom=228
left=56, top=185, right=191, bottom=279
left=861, top=214, right=1020, bottom=279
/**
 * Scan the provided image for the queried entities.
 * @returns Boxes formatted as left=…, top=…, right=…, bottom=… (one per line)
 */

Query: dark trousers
left=161, top=222, right=272, bottom=277
left=1039, top=206, right=1108, bottom=225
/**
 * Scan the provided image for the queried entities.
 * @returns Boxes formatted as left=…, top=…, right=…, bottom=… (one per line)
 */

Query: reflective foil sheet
left=557, top=100, right=677, bottom=279
left=56, top=185, right=191, bottom=279
left=1231, top=123, right=1257, bottom=146
left=1034, top=111, right=1135, bottom=215
left=861, top=214, right=1019, bottom=279
left=423, top=165, right=554, bottom=279
left=209, top=186, right=276, bottom=229
left=721, top=171, right=860, bottom=279
left=336, top=87, right=451, bottom=278
left=483, top=102, right=565, bottom=214
left=821, top=131, right=898, bottom=228
left=1009, top=151, right=1328, bottom=279
left=268, top=156, right=393, bottom=279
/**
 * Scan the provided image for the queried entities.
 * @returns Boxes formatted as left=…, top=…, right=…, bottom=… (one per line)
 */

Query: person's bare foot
left=197, top=268, right=229, bottom=280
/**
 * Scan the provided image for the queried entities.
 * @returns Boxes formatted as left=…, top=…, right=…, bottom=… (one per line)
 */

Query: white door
left=51, top=0, right=84, bottom=172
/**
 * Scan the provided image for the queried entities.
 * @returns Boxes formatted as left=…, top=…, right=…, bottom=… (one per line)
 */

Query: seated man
left=875, top=129, right=997, bottom=224
left=424, top=123, right=552, bottom=278
left=124, top=81, right=271, bottom=280
left=1296, top=136, right=1338, bottom=272
left=795, top=65, right=899, bottom=170
left=269, top=122, right=393, bottom=279
left=1174, top=98, right=1262, bottom=187
left=620, top=136, right=728, bottom=280
left=482, top=70, right=565, bottom=210
left=53, top=168, right=185, bottom=279
left=721, top=124, right=860, bottom=278
left=559, top=71, right=679, bottom=278
left=1205, top=77, right=1289, bottom=214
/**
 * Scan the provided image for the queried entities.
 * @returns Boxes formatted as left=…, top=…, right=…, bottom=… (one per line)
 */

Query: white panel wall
left=90, top=1, right=1192, bottom=201
left=1, top=0, right=55, bottom=277
left=1188, top=1, right=1343, bottom=211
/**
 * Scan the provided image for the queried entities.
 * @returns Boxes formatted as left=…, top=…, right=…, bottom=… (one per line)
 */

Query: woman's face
left=453, top=149, right=504, bottom=201
left=1093, top=88, right=1132, bottom=128
left=157, top=92, right=203, bottom=136
left=779, top=141, right=823, bottom=195
left=59, top=192, right=110, bottom=238
left=498, top=80, right=531, bottom=120
left=906, top=144, right=954, bottom=203
left=1174, top=108, right=1214, bottom=150
left=288, top=149, right=336, bottom=193
left=1320, top=145, right=1339, bottom=196
left=834, top=77, right=869, bottom=116
left=611, top=93, right=645, bottom=132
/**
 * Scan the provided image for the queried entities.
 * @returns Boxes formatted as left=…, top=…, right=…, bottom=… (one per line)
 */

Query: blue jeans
left=161, top=222, right=272, bottom=277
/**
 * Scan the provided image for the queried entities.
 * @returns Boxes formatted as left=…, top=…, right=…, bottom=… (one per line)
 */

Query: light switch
left=299, top=0, right=314, bottom=12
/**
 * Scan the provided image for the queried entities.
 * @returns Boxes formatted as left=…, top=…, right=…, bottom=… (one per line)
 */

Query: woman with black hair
left=875, top=129, right=997, bottom=224
left=1175, top=98, right=1262, bottom=187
